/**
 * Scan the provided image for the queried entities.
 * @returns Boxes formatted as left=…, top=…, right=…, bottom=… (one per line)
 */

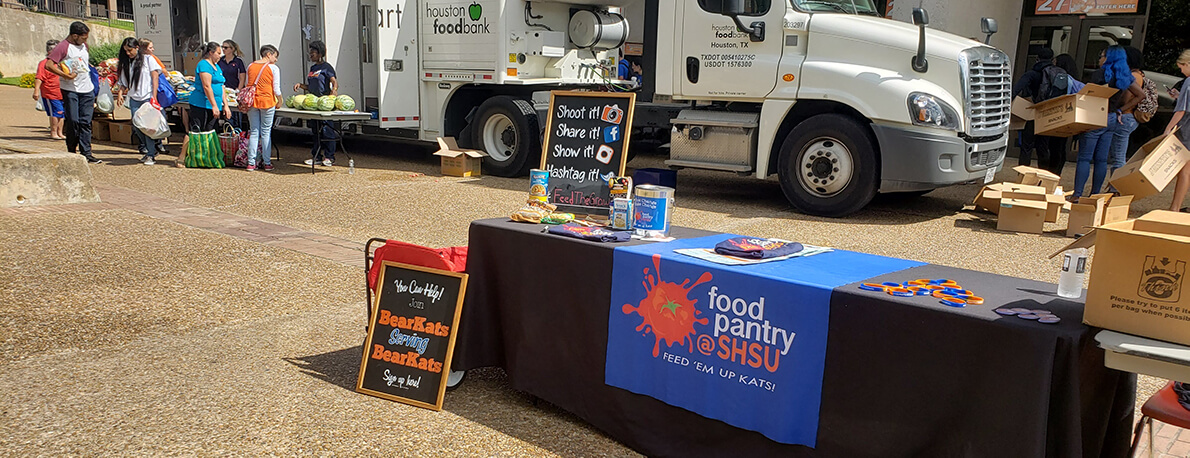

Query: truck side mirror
left=981, top=17, right=998, bottom=45
left=723, top=0, right=765, bottom=42
left=911, top=7, right=928, bottom=73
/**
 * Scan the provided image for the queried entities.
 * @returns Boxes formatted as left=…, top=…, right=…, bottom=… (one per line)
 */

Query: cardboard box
left=1103, top=194, right=1133, bottom=224
left=1002, top=184, right=1065, bottom=223
left=108, top=121, right=134, bottom=144
left=1108, top=131, right=1190, bottom=200
left=1056, top=210, right=1190, bottom=346
left=91, top=119, right=110, bottom=141
left=1032, top=84, right=1118, bottom=137
left=997, top=197, right=1048, bottom=233
left=973, top=182, right=1008, bottom=214
left=1010, top=96, right=1034, bottom=131
left=433, top=137, right=487, bottom=177
left=1013, top=165, right=1060, bottom=193
left=1067, top=195, right=1109, bottom=237
left=180, top=52, right=203, bottom=75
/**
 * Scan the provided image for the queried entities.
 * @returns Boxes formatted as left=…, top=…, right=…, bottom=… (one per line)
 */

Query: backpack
left=1034, top=65, right=1069, bottom=103
left=1135, top=73, right=1159, bottom=123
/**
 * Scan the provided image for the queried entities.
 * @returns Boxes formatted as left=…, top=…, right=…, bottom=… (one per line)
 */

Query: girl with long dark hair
left=114, top=37, right=164, bottom=164
left=1070, top=46, right=1144, bottom=199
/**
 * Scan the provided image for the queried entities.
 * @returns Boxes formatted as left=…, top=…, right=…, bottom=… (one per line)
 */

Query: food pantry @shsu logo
left=621, top=254, right=795, bottom=374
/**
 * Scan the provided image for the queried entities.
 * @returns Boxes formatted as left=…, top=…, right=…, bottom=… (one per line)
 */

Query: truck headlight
left=907, top=93, right=959, bottom=130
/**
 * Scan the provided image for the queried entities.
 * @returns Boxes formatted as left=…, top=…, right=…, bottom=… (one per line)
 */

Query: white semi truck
left=136, top=0, right=1011, bottom=216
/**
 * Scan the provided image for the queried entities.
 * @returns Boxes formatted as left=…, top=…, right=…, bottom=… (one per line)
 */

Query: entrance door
left=360, top=0, right=380, bottom=112
left=678, top=0, right=784, bottom=100
left=1013, top=17, right=1078, bottom=86
left=1075, top=17, right=1147, bottom=81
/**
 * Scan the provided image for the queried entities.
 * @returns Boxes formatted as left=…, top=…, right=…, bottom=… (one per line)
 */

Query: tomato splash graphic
left=622, top=254, right=712, bottom=357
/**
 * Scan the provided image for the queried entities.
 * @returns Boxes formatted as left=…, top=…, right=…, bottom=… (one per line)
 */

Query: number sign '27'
left=1035, top=0, right=1138, bottom=15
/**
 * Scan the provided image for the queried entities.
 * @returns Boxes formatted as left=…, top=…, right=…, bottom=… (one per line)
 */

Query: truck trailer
left=136, top=0, right=1011, bottom=216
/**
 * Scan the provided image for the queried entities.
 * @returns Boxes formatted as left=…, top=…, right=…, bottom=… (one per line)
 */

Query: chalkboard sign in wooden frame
left=356, top=261, right=468, bottom=411
left=539, top=91, right=636, bottom=215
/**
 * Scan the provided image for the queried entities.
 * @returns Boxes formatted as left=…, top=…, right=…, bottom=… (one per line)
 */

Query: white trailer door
left=376, top=0, right=419, bottom=128
left=134, top=2, right=174, bottom=69
left=205, top=0, right=258, bottom=61
left=360, top=0, right=381, bottom=112
left=253, top=0, right=304, bottom=103
left=323, top=0, right=362, bottom=102
left=678, top=0, right=784, bottom=100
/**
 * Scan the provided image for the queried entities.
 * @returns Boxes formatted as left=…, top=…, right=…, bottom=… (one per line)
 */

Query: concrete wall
left=888, top=0, right=1023, bottom=59
left=0, top=7, right=133, bottom=77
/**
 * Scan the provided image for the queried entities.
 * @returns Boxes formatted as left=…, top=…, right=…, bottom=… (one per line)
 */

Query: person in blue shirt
left=178, top=42, right=231, bottom=167
left=293, top=40, right=339, bottom=166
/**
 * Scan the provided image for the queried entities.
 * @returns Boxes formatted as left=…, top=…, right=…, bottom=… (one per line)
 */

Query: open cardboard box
left=973, top=182, right=1008, bottom=214
left=998, top=197, right=1048, bottom=233
left=1013, top=165, right=1060, bottom=193
left=1032, top=84, right=1118, bottom=137
left=433, top=137, right=488, bottom=177
left=1055, top=210, right=1190, bottom=346
left=1107, top=130, right=1190, bottom=200
left=1067, top=194, right=1110, bottom=237
left=1010, top=96, right=1034, bottom=131
left=1002, top=184, right=1065, bottom=225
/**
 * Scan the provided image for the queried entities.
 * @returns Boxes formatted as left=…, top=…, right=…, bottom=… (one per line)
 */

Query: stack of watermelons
left=286, top=94, right=356, bottom=112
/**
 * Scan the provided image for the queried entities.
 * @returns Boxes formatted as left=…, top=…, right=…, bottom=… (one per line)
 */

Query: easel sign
left=356, top=261, right=467, bottom=411
left=540, top=91, right=635, bottom=216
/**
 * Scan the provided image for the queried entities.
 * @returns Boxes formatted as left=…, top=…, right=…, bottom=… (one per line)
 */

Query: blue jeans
left=1072, top=112, right=1117, bottom=198
left=62, top=89, right=94, bottom=155
left=247, top=107, right=274, bottom=166
left=129, top=99, right=163, bottom=157
left=1108, top=113, right=1139, bottom=175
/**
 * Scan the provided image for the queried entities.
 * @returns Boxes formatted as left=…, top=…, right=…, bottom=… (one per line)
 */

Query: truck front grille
left=960, top=48, right=1011, bottom=137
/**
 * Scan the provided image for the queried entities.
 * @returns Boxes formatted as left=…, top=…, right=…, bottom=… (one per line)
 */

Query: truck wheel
left=777, top=114, right=878, bottom=217
left=470, top=96, right=540, bottom=177
left=445, top=370, right=466, bottom=391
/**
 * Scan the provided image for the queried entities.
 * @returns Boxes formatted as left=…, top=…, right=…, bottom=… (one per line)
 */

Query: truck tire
left=777, top=114, right=878, bottom=217
left=470, top=96, right=540, bottom=177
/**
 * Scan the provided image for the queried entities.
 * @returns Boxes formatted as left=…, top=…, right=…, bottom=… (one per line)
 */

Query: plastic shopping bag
left=133, top=102, right=171, bottom=140
left=94, top=83, right=115, bottom=114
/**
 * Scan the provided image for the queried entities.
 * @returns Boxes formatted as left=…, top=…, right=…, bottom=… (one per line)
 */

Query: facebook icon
left=603, top=125, right=621, bottom=144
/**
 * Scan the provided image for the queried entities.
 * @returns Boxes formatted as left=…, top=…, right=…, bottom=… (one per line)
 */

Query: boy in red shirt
left=33, top=39, right=65, bottom=140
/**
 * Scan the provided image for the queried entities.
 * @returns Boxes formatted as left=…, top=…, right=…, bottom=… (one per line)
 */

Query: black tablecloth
left=454, top=218, right=1135, bottom=457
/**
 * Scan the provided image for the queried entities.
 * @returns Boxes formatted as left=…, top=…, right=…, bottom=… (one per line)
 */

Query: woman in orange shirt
left=244, top=44, right=282, bottom=171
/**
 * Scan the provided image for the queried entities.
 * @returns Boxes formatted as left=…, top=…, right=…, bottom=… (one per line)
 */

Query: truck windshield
left=793, top=0, right=880, bottom=16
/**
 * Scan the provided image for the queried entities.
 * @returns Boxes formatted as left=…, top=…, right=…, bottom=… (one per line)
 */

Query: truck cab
left=642, top=0, right=1011, bottom=216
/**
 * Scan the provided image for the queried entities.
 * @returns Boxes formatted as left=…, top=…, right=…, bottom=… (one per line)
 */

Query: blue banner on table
left=607, top=235, right=923, bottom=446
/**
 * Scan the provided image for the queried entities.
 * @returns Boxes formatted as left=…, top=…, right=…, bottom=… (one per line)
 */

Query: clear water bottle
left=348, top=159, right=355, bottom=175
left=1057, top=248, right=1089, bottom=298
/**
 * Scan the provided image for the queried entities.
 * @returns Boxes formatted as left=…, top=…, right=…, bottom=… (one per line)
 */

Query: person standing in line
left=1011, top=48, right=1059, bottom=169
left=44, top=22, right=100, bottom=163
left=1104, top=46, right=1147, bottom=182
left=293, top=40, right=338, bottom=166
left=244, top=44, right=282, bottom=171
left=1041, top=53, right=1087, bottom=178
left=138, top=38, right=169, bottom=156
left=114, top=37, right=164, bottom=165
left=218, top=40, right=247, bottom=128
left=178, top=42, right=231, bottom=168
left=33, top=39, right=65, bottom=140
left=1162, top=50, right=1190, bottom=211
left=1070, top=46, right=1144, bottom=200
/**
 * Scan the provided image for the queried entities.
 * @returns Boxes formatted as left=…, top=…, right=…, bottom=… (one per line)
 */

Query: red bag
left=235, top=63, right=266, bottom=113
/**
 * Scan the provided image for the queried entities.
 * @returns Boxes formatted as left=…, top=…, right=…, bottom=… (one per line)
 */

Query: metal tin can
left=633, top=185, right=674, bottom=237
left=610, top=198, right=634, bottom=230
left=529, top=169, right=549, bottom=203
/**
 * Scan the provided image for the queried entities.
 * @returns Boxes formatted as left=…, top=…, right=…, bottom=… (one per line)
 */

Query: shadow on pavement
left=283, top=346, right=365, bottom=392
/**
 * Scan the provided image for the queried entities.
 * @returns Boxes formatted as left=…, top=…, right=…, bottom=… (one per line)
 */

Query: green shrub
left=88, top=41, right=123, bottom=66
left=18, top=73, right=36, bottom=88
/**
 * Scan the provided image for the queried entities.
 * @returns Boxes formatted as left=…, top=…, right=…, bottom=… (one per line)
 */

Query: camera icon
left=600, top=105, right=624, bottom=125
left=596, top=144, right=615, bottom=164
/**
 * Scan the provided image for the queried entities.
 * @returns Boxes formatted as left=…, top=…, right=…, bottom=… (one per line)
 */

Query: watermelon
left=292, top=94, right=308, bottom=109
left=317, top=96, right=336, bottom=111
left=335, top=95, right=356, bottom=111
left=302, top=94, right=319, bottom=111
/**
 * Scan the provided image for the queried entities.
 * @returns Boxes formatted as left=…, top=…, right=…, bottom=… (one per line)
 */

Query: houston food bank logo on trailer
left=425, top=1, right=491, bottom=35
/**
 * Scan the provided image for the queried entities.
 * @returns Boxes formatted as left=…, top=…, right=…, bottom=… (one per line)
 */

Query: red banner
left=1035, top=0, right=1138, bottom=15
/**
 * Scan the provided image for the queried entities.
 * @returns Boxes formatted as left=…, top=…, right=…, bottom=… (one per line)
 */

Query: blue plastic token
left=1038, top=316, right=1061, bottom=324
left=1031, top=309, right=1052, bottom=315
left=994, top=308, right=1018, bottom=316
left=1018, top=314, right=1040, bottom=320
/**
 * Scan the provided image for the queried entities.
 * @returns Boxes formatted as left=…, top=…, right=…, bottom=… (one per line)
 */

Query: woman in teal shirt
left=178, top=42, right=231, bottom=168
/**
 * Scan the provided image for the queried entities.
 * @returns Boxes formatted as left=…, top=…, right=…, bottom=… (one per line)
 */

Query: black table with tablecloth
left=452, top=218, right=1135, bottom=457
